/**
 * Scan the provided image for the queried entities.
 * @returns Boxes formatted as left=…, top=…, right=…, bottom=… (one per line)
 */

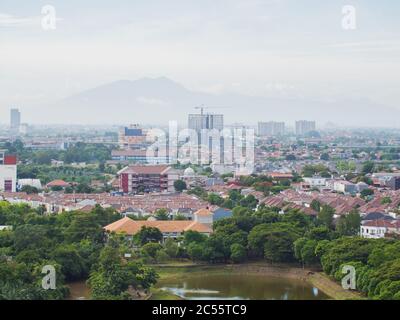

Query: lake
left=156, top=273, right=330, bottom=300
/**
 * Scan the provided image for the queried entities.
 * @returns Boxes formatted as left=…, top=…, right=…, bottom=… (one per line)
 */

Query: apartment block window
left=4, top=180, right=13, bottom=192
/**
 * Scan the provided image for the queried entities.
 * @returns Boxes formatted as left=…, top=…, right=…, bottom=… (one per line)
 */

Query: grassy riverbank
left=150, top=261, right=364, bottom=300
left=307, top=272, right=364, bottom=300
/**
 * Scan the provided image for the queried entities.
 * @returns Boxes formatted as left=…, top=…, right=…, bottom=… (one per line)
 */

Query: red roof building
left=46, top=180, right=70, bottom=188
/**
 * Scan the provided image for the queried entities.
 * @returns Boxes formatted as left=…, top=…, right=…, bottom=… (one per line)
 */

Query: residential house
left=104, top=216, right=212, bottom=241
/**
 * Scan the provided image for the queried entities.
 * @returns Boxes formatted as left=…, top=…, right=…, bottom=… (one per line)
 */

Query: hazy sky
left=1, top=0, right=400, bottom=124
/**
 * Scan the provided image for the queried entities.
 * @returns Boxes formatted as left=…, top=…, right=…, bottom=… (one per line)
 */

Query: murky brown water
left=66, top=281, right=91, bottom=300
left=156, top=273, right=330, bottom=300
left=67, top=271, right=330, bottom=300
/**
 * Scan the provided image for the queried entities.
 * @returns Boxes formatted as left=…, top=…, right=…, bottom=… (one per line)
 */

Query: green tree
left=381, top=197, right=392, bottom=205
left=89, top=246, right=158, bottom=299
left=183, top=230, right=207, bottom=247
left=362, top=161, right=375, bottom=174
left=230, top=243, right=246, bottom=263
left=320, top=153, right=330, bottom=161
left=336, top=211, right=362, bottom=236
left=141, top=243, right=163, bottom=261
left=207, top=193, right=224, bottom=206
left=51, top=245, right=87, bottom=280
left=154, top=209, right=169, bottom=221
left=317, top=205, right=335, bottom=229
left=164, top=238, right=180, bottom=258
left=20, top=185, right=39, bottom=194
left=64, top=214, right=103, bottom=243
left=173, top=180, right=187, bottom=192
left=310, top=200, right=321, bottom=212
left=361, top=188, right=374, bottom=199
left=187, top=242, right=206, bottom=261
left=136, top=226, right=163, bottom=245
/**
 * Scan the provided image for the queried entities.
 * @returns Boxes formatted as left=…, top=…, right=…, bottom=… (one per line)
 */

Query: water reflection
left=156, top=274, right=329, bottom=300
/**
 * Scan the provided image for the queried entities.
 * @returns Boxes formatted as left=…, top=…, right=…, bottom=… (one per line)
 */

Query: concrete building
left=295, top=120, right=316, bottom=135
left=333, top=180, right=358, bottom=194
left=0, top=150, right=17, bottom=192
left=10, top=108, right=21, bottom=134
left=360, top=219, right=400, bottom=239
left=303, top=176, right=327, bottom=188
left=118, top=125, right=147, bottom=149
left=258, top=122, right=285, bottom=136
left=18, top=179, right=43, bottom=190
left=193, top=208, right=214, bottom=226
left=118, top=165, right=179, bottom=194
left=188, top=113, right=224, bottom=132
left=372, top=173, right=400, bottom=190
left=111, top=149, right=168, bottom=164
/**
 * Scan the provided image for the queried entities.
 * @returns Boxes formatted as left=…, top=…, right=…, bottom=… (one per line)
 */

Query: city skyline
left=1, top=1, right=400, bottom=126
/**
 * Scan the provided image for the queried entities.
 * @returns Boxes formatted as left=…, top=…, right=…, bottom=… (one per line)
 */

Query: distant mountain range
left=38, top=77, right=399, bottom=127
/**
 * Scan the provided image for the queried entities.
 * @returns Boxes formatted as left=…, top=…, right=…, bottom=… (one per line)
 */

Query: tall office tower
left=295, top=120, right=316, bottom=135
left=10, top=108, right=21, bottom=133
left=258, top=122, right=285, bottom=136
left=188, top=113, right=224, bottom=132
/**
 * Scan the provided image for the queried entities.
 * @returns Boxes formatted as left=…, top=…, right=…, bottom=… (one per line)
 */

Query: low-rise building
left=303, top=176, right=327, bottom=188
left=267, top=172, right=294, bottom=181
left=118, top=125, right=147, bottom=149
left=360, top=219, right=400, bottom=239
left=0, top=150, right=17, bottom=193
left=111, top=149, right=168, bottom=164
left=333, top=180, right=357, bottom=194
left=372, top=173, right=400, bottom=190
left=104, top=216, right=212, bottom=241
left=18, top=179, right=42, bottom=190
left=193, top=208, right=213, bottom=226
left=118, top=165, right=179, bottom=194
left=46, top=180, right=71, bottom=189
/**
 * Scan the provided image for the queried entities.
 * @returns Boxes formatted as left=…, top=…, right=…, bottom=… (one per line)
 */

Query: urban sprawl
left=1, top=108, right=400, bottom=300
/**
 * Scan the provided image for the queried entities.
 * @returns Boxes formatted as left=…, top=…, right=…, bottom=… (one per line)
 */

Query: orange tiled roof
left=104, top=217, right=212, bottom=235
left=194, top=208, right=213, bottom=216
left=46, top=180, right=70, bottom=187
left=119, top=165, right=171, bottom=175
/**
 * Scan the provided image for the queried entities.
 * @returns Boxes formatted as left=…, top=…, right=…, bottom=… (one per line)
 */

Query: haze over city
left=3, top=1, right=400, bottom=306
left=1, top=0, right=400, bottom=126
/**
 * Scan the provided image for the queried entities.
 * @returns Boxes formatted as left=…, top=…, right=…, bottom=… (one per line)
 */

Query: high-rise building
left=10, top=108, right=21, bottom=133
left=188, top=113, right=224, bottom=132
left=0, top=150, right=17, bottom=193
left=258, top=122, right=285, bottom=136
left=295, top=120, right=316, bottom=135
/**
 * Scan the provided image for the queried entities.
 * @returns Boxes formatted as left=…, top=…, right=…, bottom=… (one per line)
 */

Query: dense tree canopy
left=0, top=201, right=158, bottom=300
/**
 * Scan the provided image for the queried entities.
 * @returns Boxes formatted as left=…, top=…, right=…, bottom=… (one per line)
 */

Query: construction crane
left=194, top=105, right=231, bottom=117
left=193, top=105, right=232, bottom=130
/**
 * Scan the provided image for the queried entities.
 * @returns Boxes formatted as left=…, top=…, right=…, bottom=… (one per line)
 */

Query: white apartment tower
left=295, top=120, right=316, bottom=135
left=258, top=122, right=285, bottom=136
